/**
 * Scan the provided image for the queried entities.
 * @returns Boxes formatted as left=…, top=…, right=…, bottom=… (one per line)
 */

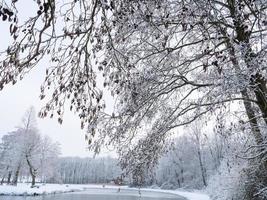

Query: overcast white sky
left=0, top=1, right=115, bottom=158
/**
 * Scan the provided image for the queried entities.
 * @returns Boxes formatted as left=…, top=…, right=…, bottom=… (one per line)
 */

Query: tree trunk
left=254, top=81, right=267, bottom=125
left=197, top=147, right=207, bottom=187
left=0, top=175, right=5, bottom=185
left=227, top=43, right=263, bottom=145
left=0, top=166, right=10, bottom=185
left=226, top=3, right=267, bottom=198
left=241, top=90, right=263, bottom=145
left=246, top=59, right=267, bottom=126
left=181, top=168, right=184, bottom=185
left=7, top=171, right=12, bottom=185
left=12, top=165, right=20, bottom=186
left=227, top=0, right=267, bottom=128
left=26, top=155, right=37, bottom=187
left=31, top=172, right=36, bottom=187
left=194, top=132, right=207, bottom=187
left=175, top=171, right=181, bottom=188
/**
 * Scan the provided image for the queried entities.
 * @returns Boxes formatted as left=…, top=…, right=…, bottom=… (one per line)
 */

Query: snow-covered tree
left=39, top=136, right=61, bottom=183
left=0, top=131, right=23, bottom=185
left=0, top=0, right=267, bottom=198
left=17, top=107, right=41, bottom=186
left=0, top=107, right=60, bottom=186
left=156, top=132, right=209, bottom=189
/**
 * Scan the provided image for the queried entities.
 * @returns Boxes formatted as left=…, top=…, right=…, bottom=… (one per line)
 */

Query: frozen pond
left=0, top=188, right=186, bottom=200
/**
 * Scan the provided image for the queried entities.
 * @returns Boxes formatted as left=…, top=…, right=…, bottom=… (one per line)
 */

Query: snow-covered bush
left=160, top=181, right=178, bottom=190
left=206, top=158, right=247, bottom=200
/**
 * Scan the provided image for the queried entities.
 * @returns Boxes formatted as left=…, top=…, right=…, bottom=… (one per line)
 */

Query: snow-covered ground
left=129, top=188, right=210, bottom=200
left=0, top=183, right=210, bottom=200
left=0, top=183, right=83, bottom=195
left=163, top=189, right=211, bottom=200
left=0, top=183, right=124, bottom=195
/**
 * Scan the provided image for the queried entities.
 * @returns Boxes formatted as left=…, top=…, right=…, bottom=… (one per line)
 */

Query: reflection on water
left=0, top=188, right=186, bottom=200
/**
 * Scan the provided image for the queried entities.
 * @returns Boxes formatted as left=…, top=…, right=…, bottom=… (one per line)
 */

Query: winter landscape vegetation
left=0, top=0, right=266, bottom=200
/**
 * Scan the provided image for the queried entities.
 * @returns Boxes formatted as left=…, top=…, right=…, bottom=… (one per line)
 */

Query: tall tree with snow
left=0, top=0, right=266, bottom=198
left=0, top=107, right=60, bottom=186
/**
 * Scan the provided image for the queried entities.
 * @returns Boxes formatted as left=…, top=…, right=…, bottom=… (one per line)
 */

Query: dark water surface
left=0, top=188, right=186, bottom=200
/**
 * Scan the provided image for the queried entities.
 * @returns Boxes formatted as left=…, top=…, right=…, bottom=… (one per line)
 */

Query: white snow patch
left=171, top=190, right=210, bottom=200
left=0, top=183, right=83, bottom=195
left=140, top=188, right=210, bottom=200
left=0, top=183, right=123, bottom=196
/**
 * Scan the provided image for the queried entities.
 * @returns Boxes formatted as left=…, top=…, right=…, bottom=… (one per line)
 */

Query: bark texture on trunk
left=12, top=165, right=20, bottom=186
left=241, top=90, right=263, bottom=145
left=26, top=155, right=37, bottom=187
left=7, top=171, right=12, bottom=185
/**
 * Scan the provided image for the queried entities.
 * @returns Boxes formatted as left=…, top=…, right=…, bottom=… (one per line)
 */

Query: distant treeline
left=58, top=157, right=122, bottom=184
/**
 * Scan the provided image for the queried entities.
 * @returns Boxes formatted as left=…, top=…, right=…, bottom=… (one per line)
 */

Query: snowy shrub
left=160, top=181, right=178, bottom=190
left=206, top=158, right=247, bottom=200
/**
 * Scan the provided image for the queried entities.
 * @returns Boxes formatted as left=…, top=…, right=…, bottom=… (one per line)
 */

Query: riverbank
left=0, top=183, right=125, bottom=196
left=0, top=183, right=83, bottom=195
left=0, top=183, right=210, bottom=200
